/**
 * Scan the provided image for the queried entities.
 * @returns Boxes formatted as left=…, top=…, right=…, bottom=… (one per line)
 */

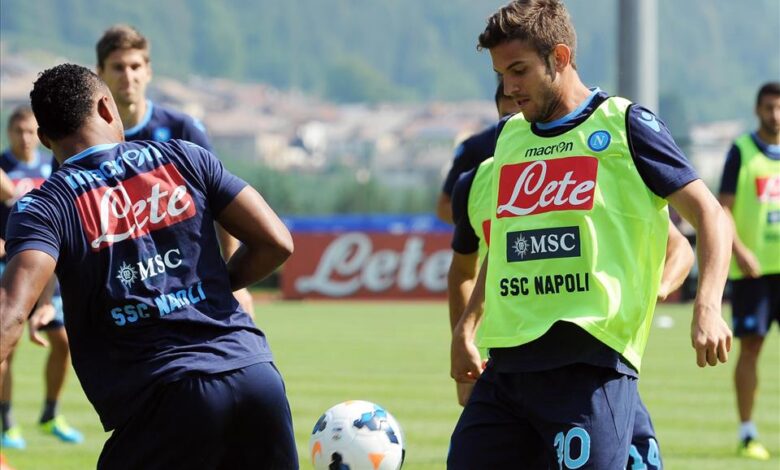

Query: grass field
left=1, top=301, right=778, bottom=469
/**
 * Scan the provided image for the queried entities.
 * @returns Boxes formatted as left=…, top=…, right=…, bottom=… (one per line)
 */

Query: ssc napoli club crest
left=587, top=130, right=611, bottom=152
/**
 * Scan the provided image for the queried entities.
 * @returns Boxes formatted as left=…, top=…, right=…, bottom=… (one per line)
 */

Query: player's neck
left=542, top=75, right=591, bottom=124
left=119, top=99, right=148, bottom=130
left=756, top=128, right=780, bottom=146
left=49, top=127, right=122, bottom=165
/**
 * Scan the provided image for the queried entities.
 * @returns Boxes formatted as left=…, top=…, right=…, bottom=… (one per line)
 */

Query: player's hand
left=691, top=303, right=732, bottom=367
left=455, top=360, right=487, bottom=406
left=451, top=329, right=482, bottom=384
left=0, top=237, right=5, bottom=258
left=28, top=303, right=56, bottom=347
left=233, top=287, right=254, bottom=319
left=656, top=283, right=671, bottom=301
left=734, top=250, right=761, bottom=278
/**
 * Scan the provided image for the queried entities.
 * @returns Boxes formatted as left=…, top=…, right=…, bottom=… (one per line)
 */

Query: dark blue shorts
left=97, top=361, right=298, bottom=470
left=731, top=274, right=780, bottom=337
left=628, top=398, right=662, bottom=470
left=447, top=362, right=638, bottom=470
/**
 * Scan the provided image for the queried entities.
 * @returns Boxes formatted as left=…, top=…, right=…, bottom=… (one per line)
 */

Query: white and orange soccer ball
left=309, top=400, right=405, bottom=470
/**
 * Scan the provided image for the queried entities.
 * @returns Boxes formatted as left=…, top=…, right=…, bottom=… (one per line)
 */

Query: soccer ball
left=309, top=400, right=405, bottom=470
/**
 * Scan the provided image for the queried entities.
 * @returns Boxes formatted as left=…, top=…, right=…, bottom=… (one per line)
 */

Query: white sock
left=739, top=421, right=758, bottom=441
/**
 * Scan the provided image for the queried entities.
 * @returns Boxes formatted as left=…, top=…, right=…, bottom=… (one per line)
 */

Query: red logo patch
left=496, top=157, right=598, bottom=218
left=75, top=163, right=196, bottom=251
left=756, top=175, right=780, bottom=202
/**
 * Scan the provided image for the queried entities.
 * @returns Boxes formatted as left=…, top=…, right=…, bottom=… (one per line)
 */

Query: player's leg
left=626, top=396, right=662, bottom=470
left=731, top=276, right=773, bottom=460
left=39, top=302, right=83, bottom=444
left=0, top=352, right=24, bottom=450
left=97, top=370, right=234, bottom=470
left=447, top=364, right=547, bottom=469
left=217, top=362, right=298, bottom=469
left=528, top=364, right=638, bottom=470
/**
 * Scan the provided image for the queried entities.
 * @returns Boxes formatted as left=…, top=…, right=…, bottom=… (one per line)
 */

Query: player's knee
left=738, top=336, right=764, bottom=357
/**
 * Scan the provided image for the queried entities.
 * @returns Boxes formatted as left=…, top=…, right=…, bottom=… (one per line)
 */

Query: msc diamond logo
left=116, top=262, right=139, bottom=287
left=512, top=234, right=530, bottom=259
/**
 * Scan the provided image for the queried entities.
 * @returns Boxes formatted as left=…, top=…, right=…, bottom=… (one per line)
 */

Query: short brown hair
left=756, top=81, right=780, bottom=107
left=7, top=105, right=34, bottom=130
left=96, top=24, right=150, bottom=68
left=478, top=0, right=577, bottom=69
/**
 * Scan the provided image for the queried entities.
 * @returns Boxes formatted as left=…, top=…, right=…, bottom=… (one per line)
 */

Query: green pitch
left=2, top=302, right=778, bottom=469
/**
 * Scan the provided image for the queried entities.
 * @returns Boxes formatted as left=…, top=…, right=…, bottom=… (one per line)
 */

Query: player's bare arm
left=217, top=186, right=294, bottom=291
left=657, top=222, right=695, bottom=300
left=0, top=250, right=56, bottom=361
left=718, top=193, right=762, bottom=278
left=448, top=251, right=479, bottom=331
left=447, top=251, right=480, bottom=405
left=451, top=256, right=487, bottom=384
left=437, top=192, right=454, bottom=224
left=667, top=179, right=733, bottom=367
left=27, top=275, right=58, bottom=347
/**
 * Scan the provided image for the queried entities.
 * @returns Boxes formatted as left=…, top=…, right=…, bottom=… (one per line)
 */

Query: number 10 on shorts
left=554, top=427, right=591, bottom=469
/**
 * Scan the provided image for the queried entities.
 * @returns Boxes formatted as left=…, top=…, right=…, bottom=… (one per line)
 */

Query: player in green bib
left=450, top=142, right=695, bottom=470
left=718, top=81, right=780, bottom=462
left=448, top=2, right=733, bottom=469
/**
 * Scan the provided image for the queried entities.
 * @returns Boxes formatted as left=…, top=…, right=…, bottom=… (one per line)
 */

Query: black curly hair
left=30, top=63, right=104, bottom=140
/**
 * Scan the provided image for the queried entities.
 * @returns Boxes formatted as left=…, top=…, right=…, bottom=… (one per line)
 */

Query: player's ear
left=551, top=44, right=571, bottom=72
left=37, top=128, right=52, bottom=150
left=97, top=95, right=117, bottom=125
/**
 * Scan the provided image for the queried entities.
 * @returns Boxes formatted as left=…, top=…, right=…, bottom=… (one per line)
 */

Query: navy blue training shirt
left=1, top=150, right=53, bottom=245
left=6, top=139, right=270, bottom=430
left=125, top=100, right=214, bottom=152
left=442, top=122, right=501, bottom=196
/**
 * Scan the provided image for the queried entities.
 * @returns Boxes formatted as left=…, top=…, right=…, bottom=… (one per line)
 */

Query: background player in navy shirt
left=718, top=81, right=780, bottom=461
left=0, top=64, right=297, bottom=469
left=436, top=82, right=520, bottom=223
left=95, top=24, right=255, bottom=318
left=0, top=106, right=83, bottom=448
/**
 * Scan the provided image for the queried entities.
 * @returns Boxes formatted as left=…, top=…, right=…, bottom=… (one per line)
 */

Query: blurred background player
left=0, top=169, right=16, bottom=470
left=0, top=106, right=83, bottom=448
left=718, top=81, right=780, bottom=461
left=436, top=81, right=519, bottom=223
left=94, top=24, right=255, bottom=316
left=0, top=63, right=297, bottom=469
left=449, top=1, right=732, bottom=467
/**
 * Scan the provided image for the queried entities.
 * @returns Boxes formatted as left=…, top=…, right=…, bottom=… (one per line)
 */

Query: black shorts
left=730, top=274, right=780, bottom=337
left=97, top=362, right=298, bottom=470
left=447, top=362, right=639, bottom=469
